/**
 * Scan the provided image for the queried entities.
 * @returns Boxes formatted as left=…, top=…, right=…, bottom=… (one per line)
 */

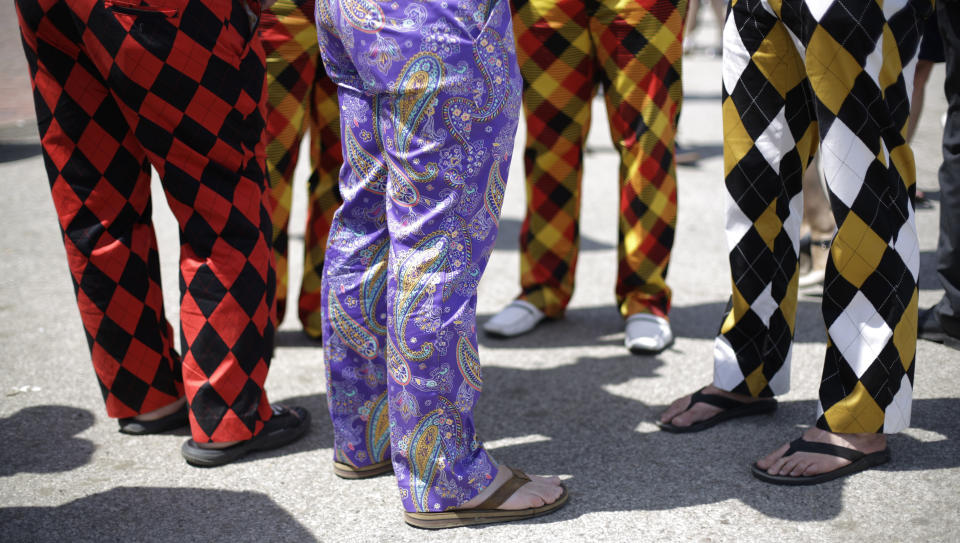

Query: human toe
left=659, top=395, right=693, bottom=423
left=756, top=442, right=790, bottom=470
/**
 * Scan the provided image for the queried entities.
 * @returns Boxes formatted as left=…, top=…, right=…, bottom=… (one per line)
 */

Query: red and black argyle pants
left=511, top=0, right=684, bottom=319
left=17, top=0, right=277, bottom=442
left=261, top=0, right=341, bottom=340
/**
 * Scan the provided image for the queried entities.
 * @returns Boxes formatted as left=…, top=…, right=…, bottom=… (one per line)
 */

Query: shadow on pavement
left=274, top=329, right=323, bottom=348
left=0, top=142, right=42, bottom=162
left=478, top=299, right=828, bottom=349
left=0, top=487, right=316, bottom=543
left=233, top=392, right=335, bottom=464
left=0, top=405, right=95, bottom=476
left=473, top=357, right=960, bottom=525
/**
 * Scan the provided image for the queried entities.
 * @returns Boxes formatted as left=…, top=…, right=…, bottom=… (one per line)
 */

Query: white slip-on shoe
left=624, top=313, right=674, bottom=354
left=482, top=300, right=546, bottom=337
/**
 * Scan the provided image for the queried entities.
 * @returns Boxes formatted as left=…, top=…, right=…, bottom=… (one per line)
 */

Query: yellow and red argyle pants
left=17, top=0, right=277, bottom=442
left=714, top=0, right=928, bottom=433
left=511, top=0, right=685, bottom=319
left=261, top=0, right=341, bottom=339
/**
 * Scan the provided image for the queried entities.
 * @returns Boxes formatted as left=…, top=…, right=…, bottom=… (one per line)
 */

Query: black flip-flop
left=751, top=437, right=890, bottom=485
left=118, top=402, right=188, bottom=435
left=657, top=388, right=777, bottom=433
left=181, top=405, right=310, bottom=467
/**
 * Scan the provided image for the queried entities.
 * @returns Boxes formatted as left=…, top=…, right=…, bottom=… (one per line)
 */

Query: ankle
left=457, top=464, right=510, bottom=510
left=133, top=397, right=186, bottom=422
left=703, top=385, right=760, bottom=403
left=805, top=427, right=887, bottom=451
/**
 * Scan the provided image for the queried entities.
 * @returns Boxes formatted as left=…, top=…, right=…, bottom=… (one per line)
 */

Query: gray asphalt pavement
left=1, top=3, right=957, bottom=542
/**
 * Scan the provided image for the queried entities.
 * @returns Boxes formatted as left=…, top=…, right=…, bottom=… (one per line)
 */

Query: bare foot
left=133, top=396, right=186, bottom=422
left=456, top=465, right=563, bottom=511
left=755, top=427, right=887, bottom=478
left=659, top=385, right=759, bottom=428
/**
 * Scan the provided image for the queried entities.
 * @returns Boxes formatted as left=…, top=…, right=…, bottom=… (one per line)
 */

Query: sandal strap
left=689, top=388, right=751, bottom=411
left=784, top=438, right=865, bottom=462
left=475, top=466, right=531, bottom=510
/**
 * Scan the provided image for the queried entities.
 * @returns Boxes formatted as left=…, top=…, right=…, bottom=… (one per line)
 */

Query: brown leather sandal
left=333, top=459, right=393, bottom=479
left=403, top=466, right=569, bottom=530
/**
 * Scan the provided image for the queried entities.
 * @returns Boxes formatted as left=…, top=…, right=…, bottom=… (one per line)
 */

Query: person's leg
left=317, top=0, right=564, bottom=519
left=318, top=85, right=393, bottom=474
left=593, top=0, right=683, bottom=318
left=660, top=0, right=816, bottom=427
left=81, top=0, right=309, bottom=450
left=921, top=0, right=960, bottom=345
left=755, top=0, right=925, bottom=479
left=798, top=154, right=835, bottom=287
left=16, top=0, right=185, bottom=423
left=297, top=57, right=341, bottom=339
left=261, top=0, right=315, bottom=329
left=513, top=0, right=596, bottom=318
left=907, top=60, right=934, bottom=141
left=685, top=0, right=701, bottom=52
left=591, top=0, right=683, bottom=353
left=708, top=0, right=727, bottom=54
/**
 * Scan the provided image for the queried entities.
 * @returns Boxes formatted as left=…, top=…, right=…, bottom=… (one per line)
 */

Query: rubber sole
left=403, top=485, right=569, bottom=530
left=118, top=403, right=188, bottom=435
left=333, top=459, right=393, bottom=479
left=181, top=407, right=310, bottom=467
left=751, top=449, right=890, bottom=486
left=658, top=398, right=778, bottom=433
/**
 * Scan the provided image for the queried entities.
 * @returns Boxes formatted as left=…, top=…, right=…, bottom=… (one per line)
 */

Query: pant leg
left=713, top=0, right=816, bottom=398
left=262, top=0, right=342, bottom=339
left=262, top=0, right=315, bottom=327
left=72, top=0, right=277, bottom=442
left=935, top=0, right=960, bottom=336
left=592, top=0, right=684, bottom=319
left=785, top=0, right=925, bottom=433
left=318, top=0, right=523, bottom=512
left=16, top=0, right=183, bottom=418
left=512, top=0, right=596, bottom=318
left=298, top=54, right=342, bottom=339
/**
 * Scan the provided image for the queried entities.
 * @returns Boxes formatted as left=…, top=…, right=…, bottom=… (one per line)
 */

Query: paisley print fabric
left=316, top=0, right=521, bottom=512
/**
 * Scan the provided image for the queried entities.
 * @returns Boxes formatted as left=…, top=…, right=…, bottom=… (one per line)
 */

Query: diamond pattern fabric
left=713, top=0, right=927, bottom=433
left=17, top=0, right=276, bottom=442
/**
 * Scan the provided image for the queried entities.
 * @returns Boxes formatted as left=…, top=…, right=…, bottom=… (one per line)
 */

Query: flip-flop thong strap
left=784, top=438, right=865, bottom=461
left=475, top=466, right=532, bottom=510
left=689, top=388, right=750, bottom=411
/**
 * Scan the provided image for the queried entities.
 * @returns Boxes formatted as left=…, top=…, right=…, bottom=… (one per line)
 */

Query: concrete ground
left=1, top=3, right=957, bottom=542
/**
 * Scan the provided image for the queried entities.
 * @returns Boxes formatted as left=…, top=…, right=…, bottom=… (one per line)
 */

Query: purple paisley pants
left=315, top=0, right=522, bottom=512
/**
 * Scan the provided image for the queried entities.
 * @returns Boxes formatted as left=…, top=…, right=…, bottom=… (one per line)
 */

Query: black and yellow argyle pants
left=511, top=0, right=685, bottom=320
left=714, top=0, right=928, bottom=433
left=261, top=0, right=342, bottom=339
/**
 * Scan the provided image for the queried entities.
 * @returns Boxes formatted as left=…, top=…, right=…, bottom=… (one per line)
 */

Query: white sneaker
left=624, top=313, right=674, bottom=354
left=482, top=300, right=546, bottom=337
